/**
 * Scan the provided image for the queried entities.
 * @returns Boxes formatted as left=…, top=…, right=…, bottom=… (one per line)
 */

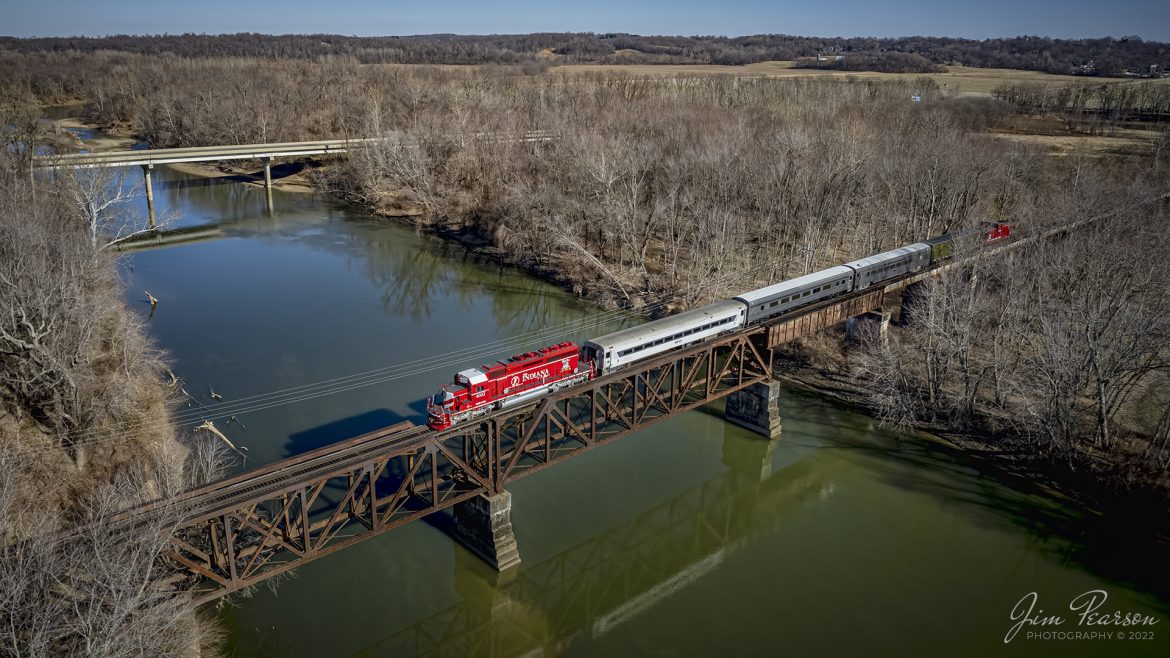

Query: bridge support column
left=262, top=157, right=273, bottom=214
left=846, top=310, right=890, bottom=347
left=141, top=164, right=155, bottom=228
left=897, top=280, right=933, bottom=326
left=453, top=490, right=521, bottom=571
left=724, top=380, right=782, bottom=439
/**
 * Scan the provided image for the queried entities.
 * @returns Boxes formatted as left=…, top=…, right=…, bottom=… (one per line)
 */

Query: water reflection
left=353, top=428, right=823, bottom=658
left=219, top=386, right=1170, bottom=658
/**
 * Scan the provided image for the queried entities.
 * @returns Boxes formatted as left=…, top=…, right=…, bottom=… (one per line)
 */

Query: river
left=57, top=120, right=1169, bottom=657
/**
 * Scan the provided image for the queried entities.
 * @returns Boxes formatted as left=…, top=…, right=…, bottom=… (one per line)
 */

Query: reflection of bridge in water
left=115, top=223, right=226, bottom=252
left=356, top=428, right=827, bottom=658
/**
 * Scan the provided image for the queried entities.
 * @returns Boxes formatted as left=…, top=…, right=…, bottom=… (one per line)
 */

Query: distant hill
left=2, top=32, right=1167, bottom=77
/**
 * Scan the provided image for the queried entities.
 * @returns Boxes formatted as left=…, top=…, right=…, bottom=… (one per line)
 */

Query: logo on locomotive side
left=510, top=368, right=551, bottom=388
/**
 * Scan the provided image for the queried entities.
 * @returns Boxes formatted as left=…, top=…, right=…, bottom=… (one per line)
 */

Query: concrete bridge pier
left=846, top=310, right=890, bottom=347
left=141, top=163, right=156, bottom=228
left=897, top=280, right=933, bottom=326
left=452, top=490, right=521, bottom=571
left=724, top=380, right=782, bottom=439
left=262, top=156, right=274, bottom=214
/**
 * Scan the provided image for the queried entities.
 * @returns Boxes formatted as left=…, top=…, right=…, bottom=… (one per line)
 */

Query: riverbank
left=165, top=160, right=317, bottom=194
left=45, top=114, right=318, bottom=193
left=0, top=145, right=223, bottom=654
left=774, top=337, right=1170, bottom=502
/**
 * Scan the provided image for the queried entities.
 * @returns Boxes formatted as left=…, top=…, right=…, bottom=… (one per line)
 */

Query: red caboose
left=983, top=222, right=1012, bottom=243
left=427, top=341, right=592, bottom=430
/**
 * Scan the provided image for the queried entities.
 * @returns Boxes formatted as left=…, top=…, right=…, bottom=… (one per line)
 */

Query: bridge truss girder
left=171, top=329, right=772, bottom=602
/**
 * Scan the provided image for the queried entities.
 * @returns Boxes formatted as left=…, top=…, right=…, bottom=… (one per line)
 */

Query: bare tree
left=0, top=437, right=228, bottom=658
left=53, top=166, right=146, bottom=250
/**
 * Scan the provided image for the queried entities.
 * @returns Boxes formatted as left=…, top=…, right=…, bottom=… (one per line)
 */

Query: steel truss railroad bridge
left=133, top=285, right=893, bottom=604
left=94, top=202, right=1095, bottom=604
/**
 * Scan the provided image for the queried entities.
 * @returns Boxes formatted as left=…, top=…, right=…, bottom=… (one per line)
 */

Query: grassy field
left=988, top=129, right=1161, bottom=157
left=549, top=61, right=1169, bottom=96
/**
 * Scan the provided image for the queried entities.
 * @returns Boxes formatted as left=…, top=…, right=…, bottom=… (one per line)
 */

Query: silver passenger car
left=843, top=243, right=931, bottom=290
left=735, top=265, right=854, bottom=325
left=583, top=300, right=747, bottom=374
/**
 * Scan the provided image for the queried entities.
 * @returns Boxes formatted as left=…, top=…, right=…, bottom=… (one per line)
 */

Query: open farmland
left=549, top=61, right=1169, bottom=96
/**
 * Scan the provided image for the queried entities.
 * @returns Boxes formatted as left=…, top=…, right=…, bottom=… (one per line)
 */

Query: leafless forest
left=0, top=98, right=227, bottom=654
left=1, top=44, right=1170, bottom=654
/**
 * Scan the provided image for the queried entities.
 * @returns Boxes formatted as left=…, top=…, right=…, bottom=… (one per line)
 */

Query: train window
left=769, top=301, right=778, bottom=308
left=802, top=290, right=811, bottom=297
left=781, top=296, right=790, bottom=303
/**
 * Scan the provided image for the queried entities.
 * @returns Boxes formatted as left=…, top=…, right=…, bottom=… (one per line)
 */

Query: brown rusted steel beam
left=161, top=330, right=771, bottom=601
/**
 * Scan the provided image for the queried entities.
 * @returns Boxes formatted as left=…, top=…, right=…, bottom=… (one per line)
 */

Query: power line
left=12, top=266, right=758, bottom=459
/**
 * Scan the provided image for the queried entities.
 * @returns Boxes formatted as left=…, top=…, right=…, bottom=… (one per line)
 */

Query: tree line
left=993, top=80, right=1170, bottom=130
left=2, top=32, right=1168, bottom=76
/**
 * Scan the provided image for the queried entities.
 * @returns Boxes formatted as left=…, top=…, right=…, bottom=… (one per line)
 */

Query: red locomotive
left=427, top=341, right=593, bottom=430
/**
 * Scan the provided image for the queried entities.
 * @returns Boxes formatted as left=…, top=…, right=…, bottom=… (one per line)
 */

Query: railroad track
left=106, top=421, right=433, bottom=529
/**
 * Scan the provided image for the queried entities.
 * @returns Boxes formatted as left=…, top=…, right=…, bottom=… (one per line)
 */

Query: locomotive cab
left=432, top=388, right=456, bottom=408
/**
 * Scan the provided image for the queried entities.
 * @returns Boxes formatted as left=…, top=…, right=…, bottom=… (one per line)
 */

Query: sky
left=5, top=0, right=1169, bottom=42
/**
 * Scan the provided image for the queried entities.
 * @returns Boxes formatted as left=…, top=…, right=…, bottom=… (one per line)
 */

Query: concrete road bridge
left=31, top=131, right=556, bottom=222
left=91, top=215, right=1099, bottom=605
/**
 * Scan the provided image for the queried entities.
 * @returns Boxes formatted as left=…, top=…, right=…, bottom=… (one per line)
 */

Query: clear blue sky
left=6, top=0, right=1169, bottom=42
